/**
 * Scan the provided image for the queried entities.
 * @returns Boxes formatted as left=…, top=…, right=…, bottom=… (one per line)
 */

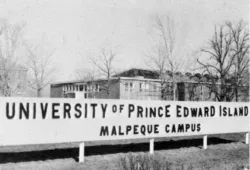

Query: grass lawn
left=0, top=133, right=248, bottom=170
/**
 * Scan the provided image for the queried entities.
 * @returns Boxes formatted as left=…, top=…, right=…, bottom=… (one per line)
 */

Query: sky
left=0, top=0, right=249, bottom=84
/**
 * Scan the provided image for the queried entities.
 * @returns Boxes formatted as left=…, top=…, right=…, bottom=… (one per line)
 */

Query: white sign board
left=0, top=97, right=249, bottom=146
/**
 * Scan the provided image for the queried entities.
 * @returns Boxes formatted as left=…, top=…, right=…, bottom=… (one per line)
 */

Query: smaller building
left=51, top=76, right=163, bottom=100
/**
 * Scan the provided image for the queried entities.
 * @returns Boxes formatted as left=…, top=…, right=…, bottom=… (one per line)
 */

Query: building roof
left=51, top=68, right=250, bottom=86
left=51, top=80, right=86, bottom=86
left=51, top=76, right=162, bottom=86
left=113, top=68, right=159, bottom=79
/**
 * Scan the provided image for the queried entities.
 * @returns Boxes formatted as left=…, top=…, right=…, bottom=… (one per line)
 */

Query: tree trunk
left=173, top=83, right=176, bottom=101
left=235, top=88, right=238, bottom=102
left=172, top=74, right=176, bottom=101
left=161, top=81, right=164, bottom=100
left=220, top=77, right=227, bottom=102
left=37, top=89, right=41, bottom=97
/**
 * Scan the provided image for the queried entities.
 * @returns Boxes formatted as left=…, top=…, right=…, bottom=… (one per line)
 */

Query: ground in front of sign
left=0, top=133, right=249, bottom=170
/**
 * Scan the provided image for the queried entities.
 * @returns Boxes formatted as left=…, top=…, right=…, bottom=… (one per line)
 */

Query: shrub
left=118, top=153, right=175, bottom=170
left=117, top=153, right=250, bottom=170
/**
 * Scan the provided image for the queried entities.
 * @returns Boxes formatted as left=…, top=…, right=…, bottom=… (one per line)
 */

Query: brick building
left=50, top=76, right=162, bottom=100
left=50, top=68, right=249, bottom=102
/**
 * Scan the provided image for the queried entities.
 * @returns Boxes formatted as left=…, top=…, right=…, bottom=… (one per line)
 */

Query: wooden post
left=149, top=139, right=154, bottom=154
left=203, top=135, right=207, bottom=149
left=79, top=142, right=85, bottom=163
left=245, top=133, right=249, bottom=144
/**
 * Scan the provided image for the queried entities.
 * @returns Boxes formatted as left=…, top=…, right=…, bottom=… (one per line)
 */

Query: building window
left=125, top=83, right=129, bottom=91
left=145, top=83, right=149, bottom=91
left=139, top=83, right=142, bottom=92
left=130, top=83, right=133, bottom=91
left=125, top=82, right=134, bottom=92
left=139, top=82, right=149, bottom=92
left=153, top=84, right=157, bottom=92
left=95, top=84, right=99, bottom=92
left=79, top=85, right=83, bottom=91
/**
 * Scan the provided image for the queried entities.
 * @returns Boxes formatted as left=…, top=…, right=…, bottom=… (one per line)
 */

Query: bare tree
left=145, top=42, right=168, bottom=100
left=226, top=20, right=249, bottom=101
left=74, top=67, right=96, bottom=81
left=89, top=46, right=118, bottom=98
left=0, top=19, right=27, bottom=96
left=25, top=44, right=55, bottom=97
left=146, top=15, right=183, bottom=100
left=197, top=24, right=238, bottom=101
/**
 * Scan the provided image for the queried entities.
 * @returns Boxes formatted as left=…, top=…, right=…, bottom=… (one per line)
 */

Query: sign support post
left=203, top=135, right=207, bottom=149
left=149, top=139, right=154, bottom=154
left=79, top=142, right=85, bottom=163
left=245, top=133, right=249, bottom=144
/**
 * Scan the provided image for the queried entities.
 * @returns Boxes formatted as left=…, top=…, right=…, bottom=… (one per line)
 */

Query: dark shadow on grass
left=0, top=148, right=79, bottom=163
left=0, top=137, right=235, bottom=163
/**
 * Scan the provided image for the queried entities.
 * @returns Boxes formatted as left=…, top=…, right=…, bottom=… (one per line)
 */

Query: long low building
left=50, top=68, right=249, bottom=102
left=51, top=76, right=162, bottom=100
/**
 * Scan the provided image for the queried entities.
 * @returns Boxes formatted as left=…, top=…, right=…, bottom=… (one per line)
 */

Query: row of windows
left=62, top=82, right=206, bottom=96
left=62, top=84, right=100, bottom=92
left=124, top=82, right=134, bottom=91
left=124, top=82, right=159, bottom=92
left=62, top=84, right=84, bottom=92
